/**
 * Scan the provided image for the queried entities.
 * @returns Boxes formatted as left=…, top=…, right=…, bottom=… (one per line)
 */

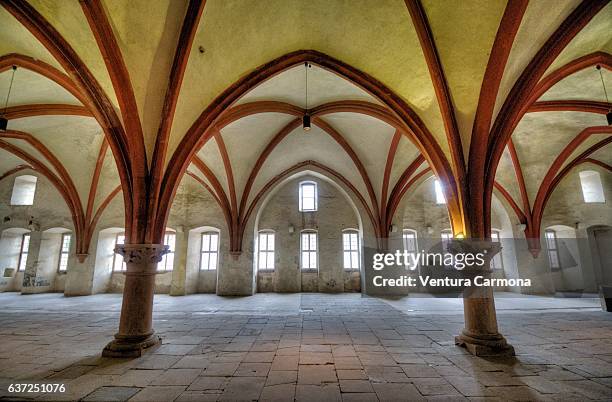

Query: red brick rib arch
left=155, top=50, right=459, bottom=242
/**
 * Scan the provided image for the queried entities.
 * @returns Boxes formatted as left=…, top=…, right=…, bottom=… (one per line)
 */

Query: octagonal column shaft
left=449, top=239, right=514, bottom=356
left=457, top=286, right=514, bottom=356
left=102, top=243, right=168, bottom=358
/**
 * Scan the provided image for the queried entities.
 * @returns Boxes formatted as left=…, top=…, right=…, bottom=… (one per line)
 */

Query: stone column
left=450, top=239, right=515, bottom=356
left=102, top=243, right=168, bottom=358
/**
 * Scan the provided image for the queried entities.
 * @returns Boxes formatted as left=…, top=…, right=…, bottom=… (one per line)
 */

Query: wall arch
left=156, top=50, right=460, bottom=241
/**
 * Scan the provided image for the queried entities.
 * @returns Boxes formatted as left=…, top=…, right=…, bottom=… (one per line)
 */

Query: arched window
left=299, top=181, right=318, bottom=211
left=490, top=230, right=503, bottom=270
left=11, top=175, right=37, bottom=206
left=158, top=232, right=176, bottom=271
left=434, top=179, right=446, bottom=204
left=301, top=230, right=318, bottom=270
left=200, top=231, right=219, bottom=270
left=58, top=233, right=71, bottom=272
left=258, top=230, right=275, bottom=271
left=17, top=233, right=31, bottom=271
left=545, top=230, right=561, bottom=271
left=113, top=234, right=126, bottom=272
left=402, top=229, right=418, bottom=254
left=342, top=229, right=359, bottom=270
left=579, top=170, right=605, bottom=203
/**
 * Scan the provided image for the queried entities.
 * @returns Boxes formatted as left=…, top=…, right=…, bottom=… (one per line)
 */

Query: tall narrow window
left=434, top=179, right=446, bottom=204
left=200, top=232, right=219, bottom=270
left=113, top=234, right=126, bottom=272
left=545, top=230, right=560, bottom=270
left=490, top=231, right=503, bottom=270
left=403, top=229, right=418, bottom=254
left=299, top=181, right=317, bottom=211
left=579, top=170, right=605, bottom=203
left=17, top=233, right=30, bottom=271
left=158, top=232, right=176, bottom=271
left=441, top=230, right=453, bottom=251
left=342, top=230, right=359, bottom=270
left=58, top=233, right=71, bottom=272
left=11, top=175, right=37, bottom=206
left=301, top=231, right=318, bottom=270
left=258, top=231, right=275, bottom=271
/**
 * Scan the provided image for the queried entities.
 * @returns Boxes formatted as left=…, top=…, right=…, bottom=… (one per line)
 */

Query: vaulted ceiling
left=0, top=0, right=610, bottom=251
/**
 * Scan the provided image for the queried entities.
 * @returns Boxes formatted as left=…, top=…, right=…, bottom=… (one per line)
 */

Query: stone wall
left=0, top=166, right=610, bottom=297
left=256, top=175, right=361, bottom=293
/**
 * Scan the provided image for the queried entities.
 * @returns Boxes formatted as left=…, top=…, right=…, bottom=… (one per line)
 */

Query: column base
left=455, top=330, right=515, bottom=357
left=102, top=333, right=161, bottom=358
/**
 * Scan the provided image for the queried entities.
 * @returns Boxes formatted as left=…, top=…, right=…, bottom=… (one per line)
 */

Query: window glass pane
left=10, top=175, right=37, bottom=205
left=545, top=232, right=556, bottom=250
left=403, top=232, right=417, bottom=253
left=210, top=234, right=218, bottom=251
left=166, top=233, right=176, bottom=251
left=202, top=234, right=210, bottom=251
left=59, top=253, right=69, bottom=271
left=166, top=253, right=174, bottom=270
left=549, top=250, right=559, bottom=268
left=62, top=235, right=71, bottom=252
left=303, top=198, right=314, bottom=211
left=266, top=253, right=274, bottom=269
left=200, top=232, right=219, bottom=270
left=22, top=234, right=30, bottom=252
left=343, top=231, right=359, bottom=270
left=300, top=182, right=317, bottom=211
left=343, top=253, right=350, bottom=269
left=434, top=179, right=446, bottom=204
left=267, top=234, right=274, bottom=250
left=579, top=170, right=605, bottom=203
left=201, top=253, right=210, bottom=270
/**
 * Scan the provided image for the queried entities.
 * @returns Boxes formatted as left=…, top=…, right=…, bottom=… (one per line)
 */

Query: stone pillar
left=457, top=288, right=514, bottom=356
left=450, top=239, right=515, bottom=356
left=64, top=252, right=95, bottom=296
left=102, top=243, right=168, bottom=358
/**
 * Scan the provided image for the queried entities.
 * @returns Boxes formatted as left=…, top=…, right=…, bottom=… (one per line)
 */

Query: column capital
left=114, top=243, right=169, bottom=264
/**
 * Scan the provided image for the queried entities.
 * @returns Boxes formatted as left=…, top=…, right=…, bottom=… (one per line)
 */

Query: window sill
left=258, top=269, right=275, bottom=273
left=301, top=269, right=318, bottom=273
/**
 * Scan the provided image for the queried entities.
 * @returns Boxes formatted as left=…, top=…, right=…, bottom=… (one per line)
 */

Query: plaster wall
left=255, top=176, right=361, bottom=293
left=0, top=163, right=610, bottom=298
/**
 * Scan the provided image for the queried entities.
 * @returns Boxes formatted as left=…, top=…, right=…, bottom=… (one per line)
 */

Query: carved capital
left=114, top=244, right=169, bottom=265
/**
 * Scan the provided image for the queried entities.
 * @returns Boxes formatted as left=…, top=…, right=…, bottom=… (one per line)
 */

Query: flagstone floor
left=0, top=292, right=610, bottom=401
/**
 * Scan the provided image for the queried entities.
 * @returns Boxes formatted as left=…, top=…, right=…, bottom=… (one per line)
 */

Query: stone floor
left=0, top=292, right=610, bottom=401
